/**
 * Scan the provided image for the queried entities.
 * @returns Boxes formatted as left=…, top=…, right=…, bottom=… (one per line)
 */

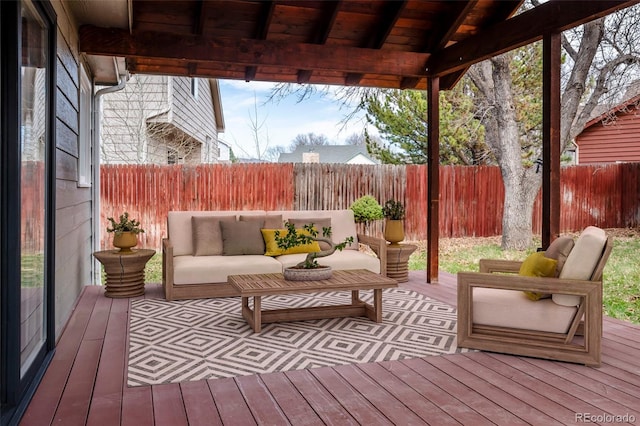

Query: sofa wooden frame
left=162, top=233, right=387, bottom=301
left=457, top=237, right=613, bottom=367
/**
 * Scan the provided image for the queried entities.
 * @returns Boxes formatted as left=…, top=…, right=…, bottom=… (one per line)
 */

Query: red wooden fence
left=100, top=162, right=640, bottom=250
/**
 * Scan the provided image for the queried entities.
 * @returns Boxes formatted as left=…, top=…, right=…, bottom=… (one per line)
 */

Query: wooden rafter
left=345, top=1, right=407, bottom=86
left=298, top=1, right=342, bottom=84
left=79, top=25, right=430, bottom=78
left=245, top=1, right=275, bottom=82
left=427, top=0, right=639, bottom=78
left=400, top=1, right=478, bottom=90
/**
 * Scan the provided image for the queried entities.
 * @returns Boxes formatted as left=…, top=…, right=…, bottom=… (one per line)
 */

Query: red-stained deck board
left=152, top=384, right=189, bottom=426
left=379, top=358, right=494, bottom=426
left=355, top=362, right=461, bottom=425
left=20, top=287, right=100, bottom=425
left=121, top=385, right=153, bottom=426
left=180, top=380, right=223, bottom=426
left=207, top=377, right=257, bottom=425
left=332, top=363, right=427, bottom=425
left=284, top=369, right=359, bottom=425
left=235, top=374, right=290, bottom=425
left=309, top=367, right=392, bottom=425
left=85, top=297, right=128, bottom=426
left=52, top=339, right=103, bottom=425
left=430, top=355, right=561, bottom=425
left=402, top=357, right=528, bottom=425
left=259, top=372, right=325, bottom=426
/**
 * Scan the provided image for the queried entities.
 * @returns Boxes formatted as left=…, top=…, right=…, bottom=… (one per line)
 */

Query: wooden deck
left=20, top=271, right=640, bottom=425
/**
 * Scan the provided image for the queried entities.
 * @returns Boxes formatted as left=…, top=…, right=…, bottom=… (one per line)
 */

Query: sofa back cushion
left=192, top=216, right=236, bottom=256
left=168, top=211, right=266, bottom=256
left=553, top=226, right=607, bottom=306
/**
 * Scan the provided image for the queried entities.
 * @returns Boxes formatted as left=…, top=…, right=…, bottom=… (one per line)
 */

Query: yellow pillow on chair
left=519, top=251, right=558, bottom=301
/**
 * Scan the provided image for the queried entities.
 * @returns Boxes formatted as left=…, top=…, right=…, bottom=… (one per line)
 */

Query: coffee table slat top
left=228, top=269, right=397, bottom=296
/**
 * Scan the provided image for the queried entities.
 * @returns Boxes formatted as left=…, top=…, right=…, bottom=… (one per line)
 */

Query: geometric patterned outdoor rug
left=127, top=288, right=472, bottom=386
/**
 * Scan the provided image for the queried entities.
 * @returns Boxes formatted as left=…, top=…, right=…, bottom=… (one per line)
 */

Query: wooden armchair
left=457, top=227, right=613, bottom=367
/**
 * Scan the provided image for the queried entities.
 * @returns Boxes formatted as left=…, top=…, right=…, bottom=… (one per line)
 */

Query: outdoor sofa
left=162, top=209, right=387, bottom=300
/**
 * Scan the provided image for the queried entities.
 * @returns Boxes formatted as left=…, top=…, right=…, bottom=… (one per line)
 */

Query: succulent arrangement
left=382, top=199, right=405, bottom=220
left=106, top=212, right=145, bottom=235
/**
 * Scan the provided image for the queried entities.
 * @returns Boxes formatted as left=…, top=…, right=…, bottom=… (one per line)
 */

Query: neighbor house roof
left=278, top=145, right=378, bottom=164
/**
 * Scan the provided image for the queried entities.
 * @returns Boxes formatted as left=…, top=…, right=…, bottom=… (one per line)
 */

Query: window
left=78, top=65, right=92, bottom=187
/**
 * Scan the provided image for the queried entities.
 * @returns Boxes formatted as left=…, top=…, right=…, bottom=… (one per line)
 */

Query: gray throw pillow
left=544, top=236, right=575, bottom=276
left=288, top=217, right=332, bottom=251
left=220, top=220, right=265, bottom=255
left=191, top=215, right=235, bottom=256
left=240, top=214, right=283, bottom=229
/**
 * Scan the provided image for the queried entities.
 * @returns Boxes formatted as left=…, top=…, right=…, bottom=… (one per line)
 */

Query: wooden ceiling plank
left=80, top=25, right=430, bottom=77
left=194, top=0, right=206, bottom=35
left=427, top=0, right=639, bottom=77
left=432, top=0, right=478, bottom=50
left=345, top=0, right=407, bottom=86
left=298, top=1, right=342, bottom=84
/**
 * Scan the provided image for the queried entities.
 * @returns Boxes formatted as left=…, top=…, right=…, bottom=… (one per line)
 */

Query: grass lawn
left=141, top=229, right=640, bottom=325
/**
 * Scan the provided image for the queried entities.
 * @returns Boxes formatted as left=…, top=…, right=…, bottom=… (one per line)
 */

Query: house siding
left=576, top=105, right=640, bottom=164
left=51, top=1, right=93, bottom=338
left=101, top=75, right=170, bottom=164
left=170, top=77, right=220, bottom=163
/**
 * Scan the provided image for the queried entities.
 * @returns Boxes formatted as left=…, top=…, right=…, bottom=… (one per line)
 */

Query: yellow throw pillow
left=519, top=251, right=558, bottom=301
left=261, top=228, right=321, bottom=256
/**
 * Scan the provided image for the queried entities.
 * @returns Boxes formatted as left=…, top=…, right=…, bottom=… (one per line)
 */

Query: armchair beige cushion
left=554, top=226, right=607, bottom=306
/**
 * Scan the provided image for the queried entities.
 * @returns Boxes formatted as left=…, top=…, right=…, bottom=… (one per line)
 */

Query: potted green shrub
left=349, top=195, right=384, bottom=230
left=106, top=212, right=145, bottom=253
left=382, top=199, right=405, bottom=246
left=275, top=222, right=353, bottom=280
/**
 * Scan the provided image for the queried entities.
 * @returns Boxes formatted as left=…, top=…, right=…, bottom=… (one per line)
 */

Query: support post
left=542, top=33, right=561, bottom=248
left=426, top=77, right=440, bottom=283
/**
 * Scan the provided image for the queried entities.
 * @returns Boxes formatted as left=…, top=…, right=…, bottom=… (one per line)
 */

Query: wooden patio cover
left=79, top=0, right=638, bottom=281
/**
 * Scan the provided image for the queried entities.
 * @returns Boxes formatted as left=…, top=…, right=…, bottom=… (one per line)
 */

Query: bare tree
left=469, top=3, right=640, bottom=249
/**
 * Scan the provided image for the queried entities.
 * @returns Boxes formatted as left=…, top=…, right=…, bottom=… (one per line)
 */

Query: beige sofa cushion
left=554, top=226, right=607, bottom=307
left=172, top=255, right=282, bottom=285
left=191, top=216, right=236, bottom=256
left=168, top=211, right=266, bottom=256
left=272, top=210, right=359, bottom=250
left=473, top=287, right=578, bottom=334
left=276, top=250, right=380, bottom=274
left=240, top=214, right=283, bottom=229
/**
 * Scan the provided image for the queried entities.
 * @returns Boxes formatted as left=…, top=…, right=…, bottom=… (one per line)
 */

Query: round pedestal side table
left=385, top=244, right=417, bottom=283
left=93, top=249, right=155, bottom=298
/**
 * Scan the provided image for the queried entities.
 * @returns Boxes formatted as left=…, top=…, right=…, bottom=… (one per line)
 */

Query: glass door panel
left=19, top=0, right=47, bottom=378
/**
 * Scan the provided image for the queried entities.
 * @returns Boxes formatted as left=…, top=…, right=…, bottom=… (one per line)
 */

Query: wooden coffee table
left=228, top=269, right=398, bottom=333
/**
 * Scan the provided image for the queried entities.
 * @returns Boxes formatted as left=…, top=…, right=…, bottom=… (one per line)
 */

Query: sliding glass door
left=1, top=1, right=55, bottom=424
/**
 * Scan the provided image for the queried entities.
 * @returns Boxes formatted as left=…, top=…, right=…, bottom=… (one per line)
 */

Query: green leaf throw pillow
left=519, top=251, right=558, bottom=301
left=261, top=229, right=321, bottom=256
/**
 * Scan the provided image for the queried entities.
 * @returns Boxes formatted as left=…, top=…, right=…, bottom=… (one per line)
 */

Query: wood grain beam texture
left=79, top=25, right=429, bottom=78
left=297, top=1, right=342, bottom=84
left=345, top=1, right=406, bottom=86
left=245, top=1, right=275, bottom=82
left=427, top=0, right=639, bottom=78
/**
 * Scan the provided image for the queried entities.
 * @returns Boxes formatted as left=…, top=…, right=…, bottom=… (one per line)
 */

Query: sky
left=217, top=80, right=369, bottom=160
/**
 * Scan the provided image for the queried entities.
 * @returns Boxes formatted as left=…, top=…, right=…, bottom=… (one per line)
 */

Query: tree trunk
left=469, top=55, right=541, bottom=250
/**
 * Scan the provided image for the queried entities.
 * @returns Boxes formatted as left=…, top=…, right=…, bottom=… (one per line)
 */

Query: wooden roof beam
left=297, top=1, right=342, bottom=84
left=245, top=1, right=275, bottom=81
left=427, top=0, right=639, bottom=78
left=193, top=0, right=206, bottom=36
left=79, top=25, right=430, bottom=78
left=400, top=1, right=479, bottom=90
left=345, top=1, right=407, bottom=86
